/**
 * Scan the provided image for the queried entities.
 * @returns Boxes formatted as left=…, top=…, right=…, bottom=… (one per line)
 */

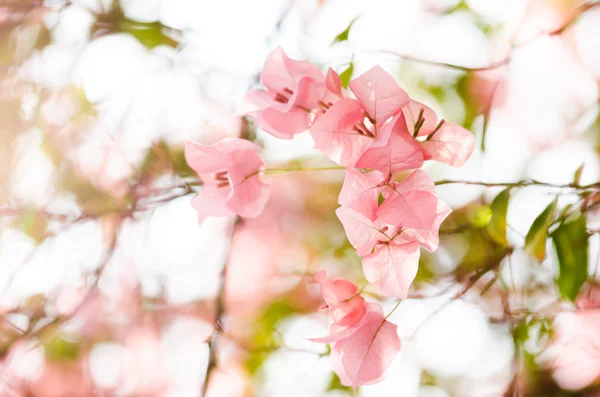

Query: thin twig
left=201, top=216, right=240, bottom=397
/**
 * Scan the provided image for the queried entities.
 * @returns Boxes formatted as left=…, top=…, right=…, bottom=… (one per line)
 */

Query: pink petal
left=241, top=90, right=312, bottom=139
left=377, top=170, right=438, bottom=229
left=309, top=98, right=372, bottom=166
left=316, top=270, right=358, bottom=305
left=362, top=242, right=421, bottom=298
left=184, top=140, right=229, bottom=174
left=325, top=68, right=346, bottom=100
left=349, top=65, right=410, bottom=124
left=331, top=297, right=367, bottom=327
left=191, top=185, right=233, bottom=220
left=355, top=113, right=428, bottom=175
left=377, top=190, right=438, bottom=229
left=336, top=304, right=401, bottom=388
left=338, top=169, right=383, bottom=221
left=261, top=107, right=312, bottom=139
left=226, top=149, right=271, bottom=218
left=336, top=206, right=389, bottom=256
left=395, top=199, right=452, bottom=252
left=403, top=100, right=438, bottom=137
left=261, top=47, right=324, bottom=94
left=420, top=121, right=475, bottom=167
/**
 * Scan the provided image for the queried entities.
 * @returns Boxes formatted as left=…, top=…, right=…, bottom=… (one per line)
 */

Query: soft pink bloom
left=336, top=170, right=446, bottom=255
left=330, top=304, right=401, bottom=388
left=336, top=205, right=396, bottom=256
left=355, top=113, right=430, bottom=174
left=362, top=242, right=421, bottom=298
left=348, top=65, right=410, bottom=125
left=338, top=169, right=382, bottom=221
left=400, top=100, right=475, bottom=168
left=420, top=120, right=475, bottom=167
left=339, top=169, right=438, bottom=230
left=309, top=98, right=373, bottom=167
left=241, top=47, right=325, bottom=139
left=541, top=310, right=600, bottom=390
left=376, top=169, right=438, bottom=230
left=185, top=138, right=271, bottom=219
left=314, top=270, right=366, bottom=328
left=310, top=66, right=412, bottom=167
left=394, top=198, right=452, bottom=252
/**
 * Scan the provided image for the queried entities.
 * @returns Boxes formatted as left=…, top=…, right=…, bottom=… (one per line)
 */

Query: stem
left=201, top=216, right=240, bottom=397
left=434, top=179, right=600, bottom=191
left=385, top=299, right=403, bottom=320
left=262, top=166, right=346, bottom=175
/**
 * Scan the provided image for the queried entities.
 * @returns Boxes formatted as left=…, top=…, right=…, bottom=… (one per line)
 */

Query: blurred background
left=1, top=0, right=600, bottom=396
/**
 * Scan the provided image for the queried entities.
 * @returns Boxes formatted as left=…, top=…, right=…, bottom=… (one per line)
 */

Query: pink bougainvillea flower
left=185, top=138, right=270, bottom=219
left=420, top=120, right=475, bottom=167
left=394, top=198, right=452, bottom=252
left=310, top=66, right=412, bottom=167
left=377, top=169, right=438, bottom=230
left=338, top=169, right=383, bottom=221
left=240, top=47, right=325, bottom=139
left=362, top=242, right=421, bottom=298
left=309, top=98, right=373, bottom=167
left=540, top=310, right=600, bottom=390
left=330, top=304, right=401, bottom=388
left=336, top=205, right=396, bottom=257
left=314, top=270, right=366, bottom=328
left=348, top=65, right=410, bottom=125
left=355, top=113, right=430, bottom=175
left=400, top=100, right=475, bottom=168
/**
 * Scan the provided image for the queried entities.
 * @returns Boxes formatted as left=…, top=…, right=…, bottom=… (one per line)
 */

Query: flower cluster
left=185, top=47, right=475, bottom=388
left=309, top=271, right=401, bottom=388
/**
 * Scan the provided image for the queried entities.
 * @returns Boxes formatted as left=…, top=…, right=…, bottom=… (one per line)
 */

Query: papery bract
left=332, top=304, right=401, bottom=388
left=355, top=113, right=429, bottom=175
left=349, top=65, right=410, bottom=124
left=185, top=138, right=270, bottom=219
left=240, top=47, right=325, bottom=139
left=394, top=199, right=452, bottom=252
left=314, top=270, right=366, bottom=328
left=309, top=98, right=373, bottom=167
left=338, top=169, right=383, bottom=221
left=336, top=205, right=396, bottom=256
left=420, top=121, right=475, bottom=167
left=399, top=100, right=474, bottom=168
left=362, top=242, right=421, bottom=298
left=376, top=169, right=438, bottom=230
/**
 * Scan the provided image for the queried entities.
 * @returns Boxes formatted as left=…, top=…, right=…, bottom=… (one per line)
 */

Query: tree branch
left=201, top=216, right=240, bottom=397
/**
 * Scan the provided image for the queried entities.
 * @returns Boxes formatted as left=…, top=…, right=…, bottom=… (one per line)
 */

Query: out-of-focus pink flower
left=314, top=270, right=366, bottom=328
left=122, top=327, right=168, bottom=396
left=329, top=304, right=401, bottom=388
left=362, top=242, right=421, bottom=298
left=541, top=310, right=600, bottom=390
left=185, top=138, right=271, bottom=219
left=241, top=47, right=325, bottom=139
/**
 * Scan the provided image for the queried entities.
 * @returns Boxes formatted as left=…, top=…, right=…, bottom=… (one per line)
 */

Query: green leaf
left=573, top=164, right=584, bottom=185
left=524, top=197, right=558, bottom=261
left=486, top=187, right=511, bottom=246
left=339, top=62, right=354, bottom=89
left=331, top=17, right=358, bottom=46
left=327, top=372, right=353, bottom=393
left=552, top=213, right=588, bottom=302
